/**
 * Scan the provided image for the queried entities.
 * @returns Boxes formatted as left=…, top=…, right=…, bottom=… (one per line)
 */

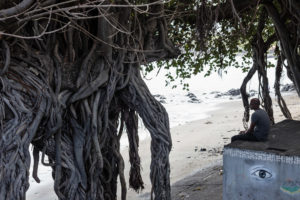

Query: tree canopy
left=150, top=0, right=299, bottom=90
left=150, top=0, right=299, bottom=126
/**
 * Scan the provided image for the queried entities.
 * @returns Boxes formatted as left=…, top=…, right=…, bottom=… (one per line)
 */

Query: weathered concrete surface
left=171, top=164, right=223, bottom=200
left=226, top=119, right=300, bottom=156
left=224, top=120, right=300, bottom=200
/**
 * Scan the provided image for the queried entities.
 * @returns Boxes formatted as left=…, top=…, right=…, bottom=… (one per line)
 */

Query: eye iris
left=259, top=170, right=266, bottom=178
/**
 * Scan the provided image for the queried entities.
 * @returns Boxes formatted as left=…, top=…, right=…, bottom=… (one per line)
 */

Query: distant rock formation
left=224, top=89, right=240, bottom=96
left=213, top=88, right=257, bottom=99
left=186, top=92, right=202, bottom=103
left=281, top=83, right=295, bottom=92
left=153, top=94, right=167, bottom=104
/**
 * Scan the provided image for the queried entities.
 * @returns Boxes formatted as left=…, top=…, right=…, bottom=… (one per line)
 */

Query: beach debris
left=178, top=192, right=190, bottom=199
left=219, top=169, right=223, bottom=175
left=192, top=186, right=202, bottom=191
left=200, top=148, right=207, bottom=152
left=205, top=121, right=212, bottom=124
left=227, top=129, right=238, bottom=132
left=208, top=147, right=223, bottom=155
left=187, top=156, right=191, bottom=158
left=194, top=146, right=198, bottom=152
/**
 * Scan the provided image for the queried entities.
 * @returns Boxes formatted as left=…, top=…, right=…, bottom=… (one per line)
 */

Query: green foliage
left=143, top=1, right=278, bottom=90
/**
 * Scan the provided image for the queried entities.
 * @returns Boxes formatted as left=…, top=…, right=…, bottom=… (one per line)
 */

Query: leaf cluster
left=144, top=0, right=277, bottom=89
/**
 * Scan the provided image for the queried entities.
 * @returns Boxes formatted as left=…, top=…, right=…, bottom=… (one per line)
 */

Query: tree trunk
left=0, top=1, right=178, bottom=200
left=264, top=1, right=300, bottom=96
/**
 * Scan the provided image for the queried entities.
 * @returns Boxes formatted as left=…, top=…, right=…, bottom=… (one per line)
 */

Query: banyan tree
left=156, top=0, right=299, bottom=128
left=0, top=1, right=178, bottom=200
left=0, top=0, right=299, bottom=200
left=194, top=0, right=300, bottom=128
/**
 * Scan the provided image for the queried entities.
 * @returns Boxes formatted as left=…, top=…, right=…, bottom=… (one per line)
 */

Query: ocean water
left=144, top=59, right=291, bottom=125
left=119, top=57, right=293, bottom=147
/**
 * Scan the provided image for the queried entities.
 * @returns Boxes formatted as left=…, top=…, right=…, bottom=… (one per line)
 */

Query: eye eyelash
left=251, top=169, right=272, bottom=179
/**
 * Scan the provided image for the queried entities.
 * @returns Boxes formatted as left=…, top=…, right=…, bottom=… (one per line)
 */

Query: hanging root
left=0, top=1, right=177, bottom=200
left=0, top=65, right=49, bottom=200
left=120, top=65, right=172, bottom=200
left=240, top=63, right=257, bottom=129
left=251, top=9, right=275, bottom=124
left=274, top=46, right=292, bottom=119
left=123, top=108, right=144, bottom=192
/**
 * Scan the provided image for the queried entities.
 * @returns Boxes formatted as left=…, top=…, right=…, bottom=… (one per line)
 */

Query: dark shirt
left=251, top=109, right=270, bottom=141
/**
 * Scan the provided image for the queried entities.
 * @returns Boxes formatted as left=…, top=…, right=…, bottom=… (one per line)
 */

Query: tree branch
left=0, top=0, right=34, bottom=18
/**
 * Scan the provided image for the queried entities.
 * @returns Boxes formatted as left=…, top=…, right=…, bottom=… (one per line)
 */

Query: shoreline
left=26, top=93, right=299, bottom=200
left=123, top=100, right=245, bottom=199
left=123, top=94, right=300, bottom=199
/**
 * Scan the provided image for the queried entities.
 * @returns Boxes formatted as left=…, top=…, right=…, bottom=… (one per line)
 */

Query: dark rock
left=188, top=100, right=201, bottom=103
left=153, top=94, right=167, bottom=103
left=159, top=100, right=166, bottom=104
left=210, top=91, right=221, bottom=94
left=214, top=94, right=222, bottom=98
left=153, top=94, right=166, bottom=99
left=200, top=148, right=207, bottom=152
left=213, top=89, right=241, bottom=99
left=186, top=92, right=197, bottom=98
left=224, top=88, right=240, bottom=96
left=186, top=92, right=202, bottom=103
left=281, top=84, right=295, bottom=92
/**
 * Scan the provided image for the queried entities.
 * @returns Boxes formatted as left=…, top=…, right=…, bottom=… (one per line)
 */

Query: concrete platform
left=223, top=120, right=300, bottom=200
left=226, top=119, right=300, bottom=156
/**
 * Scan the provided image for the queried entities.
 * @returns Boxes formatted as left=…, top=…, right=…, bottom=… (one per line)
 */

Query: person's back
left=231, top=98, right=270, bottom=142
left=251, top=109, right=270, bottom=141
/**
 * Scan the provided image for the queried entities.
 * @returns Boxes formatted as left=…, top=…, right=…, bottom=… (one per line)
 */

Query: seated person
left=231, top=98, right=270, bottom=142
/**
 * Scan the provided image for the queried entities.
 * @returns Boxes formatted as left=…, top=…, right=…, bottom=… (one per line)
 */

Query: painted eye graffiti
left=250, top=167, right=273, bottom=180
left=253, top=169, right=272, bottom=179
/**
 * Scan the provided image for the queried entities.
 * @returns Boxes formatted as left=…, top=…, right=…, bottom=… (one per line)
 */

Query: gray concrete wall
left=223, top=148, right=300, bottom=200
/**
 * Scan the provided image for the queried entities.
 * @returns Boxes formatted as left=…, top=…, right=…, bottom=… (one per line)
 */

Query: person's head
left=249, top=98, right=260, bottom=110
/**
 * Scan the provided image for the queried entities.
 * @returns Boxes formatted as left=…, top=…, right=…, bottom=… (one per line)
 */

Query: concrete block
left=223, top=120, right=300, bottom=200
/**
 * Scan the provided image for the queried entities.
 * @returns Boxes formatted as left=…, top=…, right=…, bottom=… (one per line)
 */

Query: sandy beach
left=26, top=94, right=300, bottom=200
left=123, top=94, right=300, bottom=200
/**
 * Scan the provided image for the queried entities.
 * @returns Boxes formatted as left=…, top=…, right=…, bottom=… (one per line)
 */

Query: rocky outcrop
left=281, top=84, right=295, bottom=92
left=213, top=89, right=257, bottom=98
left=186, top=92, right=202, bottom=103
left=153, top=94, right=167, bottom=104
